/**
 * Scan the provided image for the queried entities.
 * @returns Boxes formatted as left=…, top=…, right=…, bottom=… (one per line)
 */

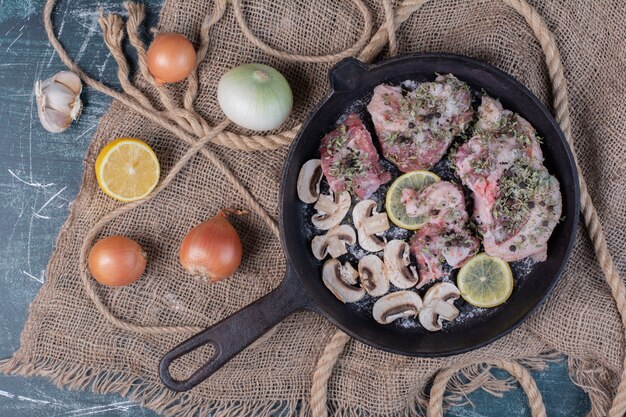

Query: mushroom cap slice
left=418, top=282, right=461, bottom=331
left=311, top=225, right=356, bottom=260
left=373, top=291, right=423, bottom=324
left=358, top=254, right=389, bottom=296
left=322, top=259, right=365, bottom=303
left=297, top=159, right=323, bottom=203
left=384, top=239, right=419, bottom=289
left=311, top=191, right=351, bottom=230
left=353, top=200, right=390, bottom=252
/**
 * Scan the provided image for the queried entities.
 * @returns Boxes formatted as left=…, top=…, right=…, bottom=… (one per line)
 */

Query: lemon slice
left=95, top=138, right=160, bottom=202
left=385, top=170, right=440, bottom=230
left=457, top=253, right=514, bottom=308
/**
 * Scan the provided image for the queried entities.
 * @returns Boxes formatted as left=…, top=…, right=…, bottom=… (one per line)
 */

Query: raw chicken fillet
left=367, top=74, right=473, bottom=172
left=403, top=181, right=479, bottom=287
left=454, top=96, right=562, bottom=262
left=320, top=113, right=391, bottom=200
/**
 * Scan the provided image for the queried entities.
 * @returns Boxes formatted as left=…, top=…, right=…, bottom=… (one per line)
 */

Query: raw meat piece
left=404, top=182, right=479, bottom=287
left=367, top=74, right=473, bottom=172
left=455, top=96, right=562, bottom=262
left=402, top=181, right=467, bottom=222
left=320, top=113, right=391, bottom=200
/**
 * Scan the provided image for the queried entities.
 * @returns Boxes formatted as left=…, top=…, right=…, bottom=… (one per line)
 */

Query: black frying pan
left=159, top=53, right=580, bottom=392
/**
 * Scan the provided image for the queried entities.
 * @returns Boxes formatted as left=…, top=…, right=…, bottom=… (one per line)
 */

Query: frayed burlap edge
left=1, top=351, right=573, bottom=417
left=0, top=355, right=304, bottom=417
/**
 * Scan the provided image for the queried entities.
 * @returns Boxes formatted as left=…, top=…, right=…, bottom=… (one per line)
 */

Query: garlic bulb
left=35, top=70, right=82, bottom=133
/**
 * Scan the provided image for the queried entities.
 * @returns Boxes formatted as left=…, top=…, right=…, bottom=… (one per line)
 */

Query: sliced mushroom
left=322, top=259, right=365, bottom=303
left=311, top=225, right=356, bottom=260
left=311, top=191, right=351, bottom=230
left=384, top=240, right=419, bottom=289
left=297, top=159, right=323, bottom=203
left=418, top=282, right=461, bottom=331
left=353, top=200, right=389, bottom=252
left=358, top=255, right=389, bottom=296
left=372, top=291, right=423, bottom=324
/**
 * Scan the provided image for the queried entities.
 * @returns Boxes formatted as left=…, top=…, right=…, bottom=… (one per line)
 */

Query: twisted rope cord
left=427, top=360, right=547, bottom=417
left=311, top=331, right=351, bottom=417
left=358, top=0, right=429, bottom=62
left=311, top=0, right=626, bottom=416
left=230, top=0, right=373, bottom=63
left=98, top=12, right=157, bottom=113
left=211, top=127, right=298, bottom=151
left=123, top=2, right=153, bottom=83
left=182, top=0, right=228, bottom=111
left=381, top=0, right=398, bottom=56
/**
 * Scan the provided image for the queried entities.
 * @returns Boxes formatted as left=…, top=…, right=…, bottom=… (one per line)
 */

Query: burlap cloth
left=2, top=0, right=624, bottom=416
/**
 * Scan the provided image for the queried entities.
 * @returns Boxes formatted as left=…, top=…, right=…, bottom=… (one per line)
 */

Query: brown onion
left=88, top=236, right=147, bottom=286
left=179, top=209, right=244, bottom=282
left=146, top=33, right=196, bottom=86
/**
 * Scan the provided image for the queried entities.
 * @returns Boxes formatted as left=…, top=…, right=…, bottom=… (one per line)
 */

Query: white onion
left=217, top=63, right=293, bottom=131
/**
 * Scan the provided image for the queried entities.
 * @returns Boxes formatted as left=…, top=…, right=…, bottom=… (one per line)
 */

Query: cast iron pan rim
left=278, top=52, right=580, bottom=357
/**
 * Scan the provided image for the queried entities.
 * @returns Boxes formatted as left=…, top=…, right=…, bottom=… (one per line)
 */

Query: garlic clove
left=70, top=98, right=82, bottom=121
left=53, top=70, right=82, bottom=95
left=35, top=77, right=55, bottom=93
left=40, top=82, right=77, bottom=114
left=38, top=106, right=71, bottom=133
left=35, top=70, right=82, bottom=133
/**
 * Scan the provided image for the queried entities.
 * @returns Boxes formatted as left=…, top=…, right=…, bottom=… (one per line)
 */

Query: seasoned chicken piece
left=402, top=181, right=467, bottom=221
left=404, top=182, right=479, bottom=287
left=367, top=74, right=473, bottom=172
left=320, top=113, right=391, bottom=200
left=485, top=168, right=561, bottom=261
left=455, top=96, right=562, bottom=262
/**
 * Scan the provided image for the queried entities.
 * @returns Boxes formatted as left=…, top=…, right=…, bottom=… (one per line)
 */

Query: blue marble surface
left=0, top=0, right=590, bottom=415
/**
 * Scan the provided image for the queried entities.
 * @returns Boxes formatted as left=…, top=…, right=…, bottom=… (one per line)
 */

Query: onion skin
left=88, top=236, right=147, bottom=286
left=146, top=33, right=196, bottom=86
left=179, top=210, right=243, bottom=282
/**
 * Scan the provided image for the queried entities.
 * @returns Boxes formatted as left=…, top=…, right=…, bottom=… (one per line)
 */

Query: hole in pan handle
left=159, top=264, right=314, bottom=391
left=329, top=57, right=369, bottom=93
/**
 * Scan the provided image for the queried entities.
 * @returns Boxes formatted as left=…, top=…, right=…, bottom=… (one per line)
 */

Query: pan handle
left=159, top=264, right=314, bottom=391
